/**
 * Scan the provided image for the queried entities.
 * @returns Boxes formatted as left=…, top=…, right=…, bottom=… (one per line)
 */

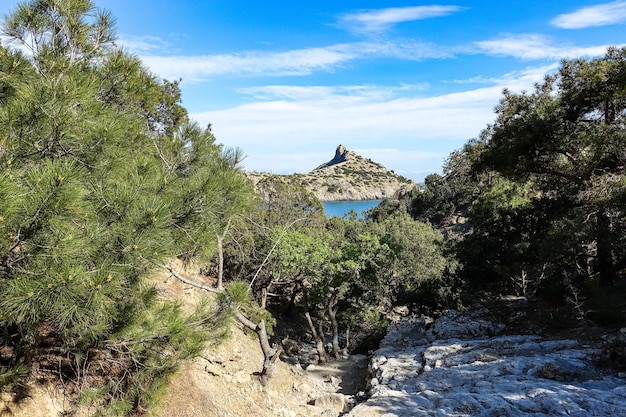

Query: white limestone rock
left=346, top=309, right=626, bottom=417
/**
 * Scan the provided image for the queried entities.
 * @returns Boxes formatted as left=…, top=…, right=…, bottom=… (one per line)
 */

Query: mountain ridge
left=248, top=145, right=417, bottom=202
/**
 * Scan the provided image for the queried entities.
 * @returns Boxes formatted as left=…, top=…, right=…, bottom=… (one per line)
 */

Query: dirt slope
left=0, top=263, right=367, bottom=417
left=155, top=265, right=366, bottom=417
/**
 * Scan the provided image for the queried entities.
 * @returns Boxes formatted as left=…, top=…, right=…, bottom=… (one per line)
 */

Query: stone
left=293, top=383, right=313, bottom=394
left=282, top=338, right=300, bottom=356
left=345, top=308, right=626, bottom=417
left=329, top=376, right=342, bottom=386
left=234, top=370, right=251, bottom=384
left=427, top=309, right=505, bottom=340
left=204, top=363, right=223, bottom=377
left=276, top=408, right=297, bottom=417
left=312, top=393, right=348, bottom=412
left=314, top=144, right=354, bottom=169
left=370, top=355, right=387, bottom=369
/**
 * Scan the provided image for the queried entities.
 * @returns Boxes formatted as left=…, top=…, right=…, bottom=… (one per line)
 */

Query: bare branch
left=164, top=264, right=223, bottom=294
left=248, top=217, right=306, bottom=289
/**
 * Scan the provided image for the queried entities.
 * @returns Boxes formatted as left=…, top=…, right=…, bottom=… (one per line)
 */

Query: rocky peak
left=315, top=144, right=356, bottom=170
left=247, top=145, right=417, bottom=202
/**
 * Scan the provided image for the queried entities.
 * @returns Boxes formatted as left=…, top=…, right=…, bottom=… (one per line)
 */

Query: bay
left=322, top=200, right=382, bottom=219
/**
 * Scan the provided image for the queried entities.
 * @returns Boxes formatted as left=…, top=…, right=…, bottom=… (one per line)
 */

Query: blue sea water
left=322, top=200, right=382, bottom=218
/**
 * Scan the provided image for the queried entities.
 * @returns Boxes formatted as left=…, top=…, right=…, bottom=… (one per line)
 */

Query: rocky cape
left=247, top=145, right=417, bottom=202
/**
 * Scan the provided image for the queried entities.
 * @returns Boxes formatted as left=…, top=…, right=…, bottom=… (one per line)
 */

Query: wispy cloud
left=134, top=32, right=618, bottom=84
left=116, top=35, right=172, bottom=52
left=239, top=84, right=430, bottom=102
left=475, top=34, right=619, bottom=59
left=139, top=40, right=451, bottom=82
left=191, top=87, right=501, bottom=150
left=354, top=148, right=448, bottom=178
left=338, top=5, right=464, bottom=35
left=140, top=45, right=357, bottom=81
left=453, top=64, right=560, bottom=88
left=191, top=86, right=498, bottom=176
left=370, top=37, right=454, bottom=60
left=551, top=1, right=626, bottom=29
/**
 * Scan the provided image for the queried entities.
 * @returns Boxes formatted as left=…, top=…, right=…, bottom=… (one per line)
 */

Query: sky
left=1, top=1, right=625, bottom=181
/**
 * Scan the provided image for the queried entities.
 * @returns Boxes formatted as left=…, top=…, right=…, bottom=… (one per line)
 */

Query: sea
left=322, top=199, right=382, bottom=219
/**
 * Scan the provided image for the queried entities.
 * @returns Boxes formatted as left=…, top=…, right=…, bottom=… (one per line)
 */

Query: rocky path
left=5, top=273, right=625, bottom=417
left=347, top=310, right=626, bottom=417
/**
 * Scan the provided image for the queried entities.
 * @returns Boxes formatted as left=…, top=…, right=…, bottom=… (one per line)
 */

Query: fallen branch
left=164, top=264, right=223, bottom=294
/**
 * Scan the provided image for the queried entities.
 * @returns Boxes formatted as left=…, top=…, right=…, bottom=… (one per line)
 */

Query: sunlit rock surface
left=347, top=311, right=626, bottom=417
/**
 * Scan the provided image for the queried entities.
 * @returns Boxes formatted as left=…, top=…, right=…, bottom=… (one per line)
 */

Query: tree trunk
left=285, top=281, right=300, bottom=317
left=216, top=218, right=232, bottom=290
left=303, top=288, right=327, bottom=363
left=235, top=311, right=280, bottom=380
left=326, top=294, right=340, bottom=358
left=260, top=287, right=268, bottom=310
left=304, top=310, right=327, bottom=363
left=166, top=265, right=280, bottom=381
left=597, top=206, right=615, bottom=286
left=216, top=234, right=224, bottom=289
left=257, top=319, right=281, bottom=379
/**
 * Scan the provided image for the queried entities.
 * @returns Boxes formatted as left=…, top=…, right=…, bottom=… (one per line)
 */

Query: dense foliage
left=412, top=47, right=626, bottom=325
left=0, top=0, right=246, bottom=413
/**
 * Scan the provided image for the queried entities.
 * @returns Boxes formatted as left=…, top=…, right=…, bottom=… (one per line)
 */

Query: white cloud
left=193, top=90, right=497, bottom=146
left=191, top=88, right=500, bottom=177
left=475, top=34, right=620, bottom=59
left=369, top=37, right=454, bottom=60
left=0, top=34, right=31, bottom=56
left=116, top=35, right=172, bottom=52
left=139, top=40, right=451, bottom=82
left=551, top=1, right=626, bottom=29
left=190, top=66, right=555, bottom=179
left=338, top=5, right=463, bottom=34
left=239, top=83, right=430, bottom=102
left=140, top=45, right=357, bottom=81
left=133, top=33, right=616, bottom=84
left=454, top=64, right=560, bottom=87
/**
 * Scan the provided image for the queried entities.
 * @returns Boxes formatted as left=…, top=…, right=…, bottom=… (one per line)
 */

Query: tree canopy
left=0, top=0, right=253, bottom=412
left=479, top=47, right=626, bottom=287
left=405, top=47, right=626, bottom=324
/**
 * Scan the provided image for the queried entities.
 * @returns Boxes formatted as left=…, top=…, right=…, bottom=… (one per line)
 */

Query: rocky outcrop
left=314, top=144, right=355, bottom=170
left=248, top=145, right=417, bottom=202
left=307, top=144, right=416, bottom=201
left=347, top=309, right=626, bottom=417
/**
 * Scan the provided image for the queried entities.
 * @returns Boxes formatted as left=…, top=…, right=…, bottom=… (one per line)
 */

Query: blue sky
left=2, top=1, right=626, bottom=181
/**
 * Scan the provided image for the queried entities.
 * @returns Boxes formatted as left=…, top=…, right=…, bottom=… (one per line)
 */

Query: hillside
left=248, top=145, right=417, bottom=202
left=0, top=262, right=366, bottom=417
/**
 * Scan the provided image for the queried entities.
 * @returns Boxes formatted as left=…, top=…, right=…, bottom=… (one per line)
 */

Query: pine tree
left=0, top=1, right=235, bottom=413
